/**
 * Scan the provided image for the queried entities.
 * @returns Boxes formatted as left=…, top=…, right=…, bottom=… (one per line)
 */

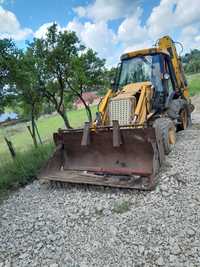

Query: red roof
left=74, top=92, right=99, bottom=105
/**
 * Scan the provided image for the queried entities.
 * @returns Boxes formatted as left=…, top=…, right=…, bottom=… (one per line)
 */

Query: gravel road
left=0, top=113, right=200, bottom=267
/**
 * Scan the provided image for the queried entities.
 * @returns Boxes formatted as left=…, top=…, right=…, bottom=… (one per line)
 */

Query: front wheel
left=153, top=118, right=176, bottom=155
left=178, top=108, right=188, bottom=131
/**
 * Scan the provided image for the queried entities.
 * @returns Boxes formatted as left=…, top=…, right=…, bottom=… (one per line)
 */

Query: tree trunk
left=31, top=105, right=38, bottom=148
left=58, top=109, right=72, bottom=129
left=85, top=104, right=92, bottom=123
left=34, top=120, right=42, bottom=145
left=4, top=137, right=16, bottom=159
left=77, top=94, right=92, bottom=123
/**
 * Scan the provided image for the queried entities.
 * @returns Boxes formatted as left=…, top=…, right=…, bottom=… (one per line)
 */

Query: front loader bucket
left=40, top=123, right=165, bottom=190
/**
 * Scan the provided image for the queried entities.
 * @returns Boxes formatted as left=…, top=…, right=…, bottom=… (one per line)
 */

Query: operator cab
left=114, top=50, right=178, bottom=112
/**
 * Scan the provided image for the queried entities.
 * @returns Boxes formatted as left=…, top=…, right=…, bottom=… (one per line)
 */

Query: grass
left=187, top=73, right=200, bottom=96
left=0, top=106, right=97, bottom=159
left=0, top=106, right=96, bottom=197
left=0, top=143, right=53, bottom=201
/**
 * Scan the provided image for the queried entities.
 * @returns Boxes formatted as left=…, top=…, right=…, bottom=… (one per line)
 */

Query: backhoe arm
left=158, top=36, right=189, bottom=98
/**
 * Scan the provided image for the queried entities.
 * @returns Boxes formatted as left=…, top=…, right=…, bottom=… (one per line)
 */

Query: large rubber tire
left=178, top=108, right=188, bottom=131
left=153, top=118, right=176, bottom=155
left=167, top=99, right=189, bottom=131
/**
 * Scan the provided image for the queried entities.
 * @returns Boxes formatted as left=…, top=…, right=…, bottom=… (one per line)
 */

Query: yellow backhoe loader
left=40, top=36, right=194, bottom=190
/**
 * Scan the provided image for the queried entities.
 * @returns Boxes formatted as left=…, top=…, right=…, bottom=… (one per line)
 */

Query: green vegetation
left=183, top=49, right=200, bottom=74
left=187, top=73, right=200, bottom=96
left=0, top=106, right=97, bottom=157
left=182, top=49, right=200, bottom=95
left=0, top=25, right=107, bottom=148
left=0, top=106, right=97, bottom=195
left=0, top=143, right=53, bottom=200
left=112, top=200, right=132, bottom=214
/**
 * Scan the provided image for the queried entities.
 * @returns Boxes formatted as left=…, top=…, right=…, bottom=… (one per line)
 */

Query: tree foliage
left=0, top=39, right=19, bottom=113
left=67, top=48, right=106, bottom=121
left=14, top=49, right=44, bottom=146
left=182, top=49, right=200, bottom=74
left=0, top=23, right=109, bottom=129
left=27, top=24, right=84, bottom=128
left=29, top=24, right=106, bottom=124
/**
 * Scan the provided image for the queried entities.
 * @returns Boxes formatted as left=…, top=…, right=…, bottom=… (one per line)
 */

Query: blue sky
left=1, top=0, right=200, bottom=66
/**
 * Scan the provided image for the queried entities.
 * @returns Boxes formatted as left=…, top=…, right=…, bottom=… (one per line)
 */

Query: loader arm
left=93, top=89, right=113, bottom=126
left=133, top=85, right=148, bottom=124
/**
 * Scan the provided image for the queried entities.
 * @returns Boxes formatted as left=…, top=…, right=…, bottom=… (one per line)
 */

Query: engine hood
left=113, top=81, right=152, bottom=100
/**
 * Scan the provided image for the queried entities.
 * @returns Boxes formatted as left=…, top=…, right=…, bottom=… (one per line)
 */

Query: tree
left=28, top=24, right=84, bottom=128
left=0, top=39, right=19, bottom=113
left=66, top=48, right=106, bottom=122
left=182, top=49, right=200, bottom=74
left=29, top=24, right=107, bottom=125
left=14, top=49, right=43, bottom=147
left=0, top=39, right=42, bottom=146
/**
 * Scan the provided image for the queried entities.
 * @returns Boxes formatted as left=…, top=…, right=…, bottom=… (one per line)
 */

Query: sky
left=0, top=0, right=200, bottom=66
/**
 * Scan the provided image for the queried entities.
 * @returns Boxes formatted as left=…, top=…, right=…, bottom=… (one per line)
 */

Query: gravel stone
left=49, top=264, right=58, bottom=267
left=4, top=261, right=11, bottom=267
left=156, top=256, right=165, bottom=266
left=0, top=114, right=200, bottom=266
left=187, top=228, right=196, bottom=237
left=170, top=243, right=181, bottom=255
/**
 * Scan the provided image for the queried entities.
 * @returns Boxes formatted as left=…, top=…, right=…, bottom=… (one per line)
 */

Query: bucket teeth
left=112, top=120, right=122, bottom=147
left=81, top=122, right=91, bottom=146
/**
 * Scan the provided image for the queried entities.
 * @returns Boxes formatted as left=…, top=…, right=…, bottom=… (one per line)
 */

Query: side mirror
left=163, top=73, right=170, bottom=80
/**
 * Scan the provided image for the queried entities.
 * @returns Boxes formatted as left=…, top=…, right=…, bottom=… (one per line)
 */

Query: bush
left=0, top=143, right=53, bottom=192
left=112, top=200, right=132, bottom=214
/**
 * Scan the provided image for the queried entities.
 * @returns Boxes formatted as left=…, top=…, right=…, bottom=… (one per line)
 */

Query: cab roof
left=121, top=47, right=170, bottom=60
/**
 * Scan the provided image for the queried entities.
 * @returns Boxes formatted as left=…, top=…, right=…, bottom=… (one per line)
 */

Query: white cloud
left=174, top=0, right=200, bottom=27
left=179, top=24, right=200, bottom=52
left=34, top=22, right=62, bottom=39
left=66, top=19, right=83, bottom=37
left=73, top=6, right=86, bottom=17
left=66, top=19, right=119, bottom=65
left=33, top=0, right=200, bottom=67
left=146, top=0, right=200, bottom=53
left=147, top=0, right=176, bottom=37
left=117, top=7, right=148, bottom=46
left=147, top=0, right=200, bottom=38
left=34, top=22, right=52, bottom=39
left=74, top=0, right=140, bottom=22
left=0, top=6, right=32, bottom=40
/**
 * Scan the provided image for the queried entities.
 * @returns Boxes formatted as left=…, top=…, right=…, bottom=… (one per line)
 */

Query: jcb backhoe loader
left=40, top=36, right=194, bottom=190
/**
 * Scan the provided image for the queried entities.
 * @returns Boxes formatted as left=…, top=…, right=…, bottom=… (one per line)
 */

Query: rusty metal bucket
left=40, top=122, right=165, bottom=190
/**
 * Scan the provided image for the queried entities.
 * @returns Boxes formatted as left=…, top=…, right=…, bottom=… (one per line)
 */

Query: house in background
left=74, top=92, right=100, bottom=109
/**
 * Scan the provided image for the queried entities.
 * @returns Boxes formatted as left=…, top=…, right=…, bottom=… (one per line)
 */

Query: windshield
left=118, top=54, right=163, bottom=91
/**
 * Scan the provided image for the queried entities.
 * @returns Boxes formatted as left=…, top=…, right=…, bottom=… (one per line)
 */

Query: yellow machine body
left=40, top=36, right=193, bottom=190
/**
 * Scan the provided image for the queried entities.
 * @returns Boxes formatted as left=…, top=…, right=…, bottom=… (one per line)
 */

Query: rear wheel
left=167, top=99, right=189, bottom=131
left=153, top=118, right=176, bottom=155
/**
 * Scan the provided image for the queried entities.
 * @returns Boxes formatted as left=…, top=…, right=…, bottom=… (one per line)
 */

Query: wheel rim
left=168, top=127, right=176, bottom=145
left=180, top=109, right=188, bottom=129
